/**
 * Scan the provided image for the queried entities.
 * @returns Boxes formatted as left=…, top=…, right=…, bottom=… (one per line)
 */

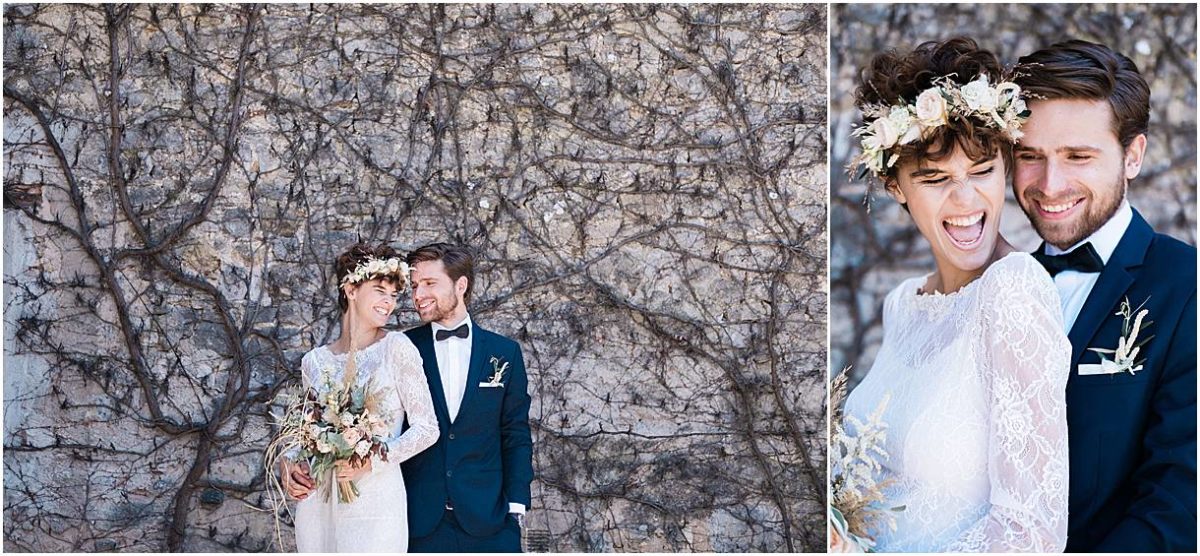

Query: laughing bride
left=834, top=37, right=1071, bottom=552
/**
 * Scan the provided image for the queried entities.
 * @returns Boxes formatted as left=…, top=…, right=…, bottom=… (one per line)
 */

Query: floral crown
left=340, top=256, right=409, bottom=288
left=850, top=74, right=1030, bottom=180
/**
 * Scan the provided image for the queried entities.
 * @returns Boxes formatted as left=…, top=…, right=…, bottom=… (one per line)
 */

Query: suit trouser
left=409, top=509, right=522, bottom=553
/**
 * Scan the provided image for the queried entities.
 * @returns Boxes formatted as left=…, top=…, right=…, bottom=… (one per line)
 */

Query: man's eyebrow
left=1057, top=145, right=1102, bottom=154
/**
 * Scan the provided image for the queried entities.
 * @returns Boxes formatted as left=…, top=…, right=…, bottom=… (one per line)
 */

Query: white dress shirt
left=1044, top=201, right=1133, bottom=333
left=430, top=313, right=526, bottom=516
left=431, top=314, right=473, bottom=424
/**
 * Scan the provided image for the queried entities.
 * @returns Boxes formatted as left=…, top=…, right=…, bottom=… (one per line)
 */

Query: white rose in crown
left=871, top=116, right=900, bottom=149
left=959, top=76, right=998, bottom=112
left=914, top=87, right=948, bottom=128
left=887, top=106, right=921, bottom=145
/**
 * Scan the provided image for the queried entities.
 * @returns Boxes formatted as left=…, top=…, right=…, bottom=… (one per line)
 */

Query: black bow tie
left=435, top=323, right=470, bottom=341
left=1033, top=243, right=1105, bottom=277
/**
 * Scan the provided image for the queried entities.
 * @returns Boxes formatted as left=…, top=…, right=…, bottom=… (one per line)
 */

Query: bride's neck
left=335, top=313, right=383, bottom=351
left=928, top=238, right=1016, bottom=294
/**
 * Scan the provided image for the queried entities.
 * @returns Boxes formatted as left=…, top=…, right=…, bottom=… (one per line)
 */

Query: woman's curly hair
left=855, top=37, right=1015, bottom=182
left=334, top=242, right=405, bottom=312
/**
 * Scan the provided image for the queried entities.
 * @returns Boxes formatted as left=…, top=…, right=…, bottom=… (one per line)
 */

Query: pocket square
left=1078, top=363, right=1123, bottom=376
left=478, top=382, right=505, bottom=388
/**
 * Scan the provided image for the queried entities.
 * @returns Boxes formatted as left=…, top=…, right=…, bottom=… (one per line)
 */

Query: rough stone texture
left=3, top=4, right=827, bottom=552
left=830, top=3, right=1197, bottom=384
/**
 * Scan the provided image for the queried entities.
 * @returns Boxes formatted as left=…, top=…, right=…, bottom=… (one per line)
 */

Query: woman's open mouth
left=943, top=211, right=985, bottom=249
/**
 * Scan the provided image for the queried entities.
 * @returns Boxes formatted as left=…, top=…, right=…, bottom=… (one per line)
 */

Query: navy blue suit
left=403, top=322, right=533, bottom=551
left=1058, top=209, right=1196, bottom=552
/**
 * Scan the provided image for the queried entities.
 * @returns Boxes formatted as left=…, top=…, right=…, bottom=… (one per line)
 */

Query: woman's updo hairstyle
left=855, top=37, right=1015, bottom=184
left=334, top=242, right=406, bottom=312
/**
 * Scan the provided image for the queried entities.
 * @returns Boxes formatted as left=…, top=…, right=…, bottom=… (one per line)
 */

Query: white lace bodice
left=843, top=252, right=1071, bottom=552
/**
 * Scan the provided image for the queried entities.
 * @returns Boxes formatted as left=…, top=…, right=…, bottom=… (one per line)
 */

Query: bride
left=281, top=243, right=439, bottom=552
left=836, top=38, right=1071, bottom=552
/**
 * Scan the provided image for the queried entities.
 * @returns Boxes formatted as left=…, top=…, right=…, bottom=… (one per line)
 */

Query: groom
left=403, top=243, right=533, bottom=552
left=1013, top=40, right=1196, bottom=552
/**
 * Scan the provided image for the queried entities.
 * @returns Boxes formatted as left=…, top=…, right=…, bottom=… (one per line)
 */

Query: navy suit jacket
left=1059, top=209, right=1196, bottom=552
left=402, top=322, right=534, bottom=538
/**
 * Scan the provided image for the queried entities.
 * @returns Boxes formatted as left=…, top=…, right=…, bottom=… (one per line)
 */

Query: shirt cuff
left=508, top=502, right=526, bottom=515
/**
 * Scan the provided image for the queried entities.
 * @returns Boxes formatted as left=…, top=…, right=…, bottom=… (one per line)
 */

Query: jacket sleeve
left=500, top=342, right=534, bottom=508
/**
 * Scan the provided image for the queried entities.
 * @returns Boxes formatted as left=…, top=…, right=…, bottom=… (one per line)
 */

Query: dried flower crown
left=340, top=256, right=409, bottom=288
left=850, top=74, right=1030, bottom=180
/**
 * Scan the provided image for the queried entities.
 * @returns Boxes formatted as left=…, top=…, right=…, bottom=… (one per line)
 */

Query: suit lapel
left=1067, top=209, right=1153, bottom=369
left=457, top=323, right=491, bottom=422
left=409, top=324, right=452, bottom=427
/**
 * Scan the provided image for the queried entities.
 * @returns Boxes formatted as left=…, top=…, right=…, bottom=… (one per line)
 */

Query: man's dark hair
left=406, top=243, right=476, bottom=305
left=1015, top=39, right=1150, bottom=149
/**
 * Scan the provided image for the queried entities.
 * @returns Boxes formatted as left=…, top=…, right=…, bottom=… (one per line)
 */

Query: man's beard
left=1021, top=168, right=1126, bottom=250
left=420, top=294, right=460, bottom=324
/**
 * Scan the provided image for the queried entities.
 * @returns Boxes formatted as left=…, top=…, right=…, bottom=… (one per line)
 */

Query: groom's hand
left=281, top=460, right=315, bottom=500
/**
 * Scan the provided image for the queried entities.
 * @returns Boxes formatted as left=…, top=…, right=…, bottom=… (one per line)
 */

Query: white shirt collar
left=1044, top=200, right=1133, bottom=264
left=431, top=313, right=473, bottom=335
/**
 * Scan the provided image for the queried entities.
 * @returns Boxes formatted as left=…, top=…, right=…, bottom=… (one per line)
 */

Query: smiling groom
left=1013, top=40, right=1196, bottom=552
left=402, top=243, right=533, bottom=552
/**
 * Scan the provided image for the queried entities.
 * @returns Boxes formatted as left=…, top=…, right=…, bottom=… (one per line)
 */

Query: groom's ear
left=454, top=275, right=469, bottom=300
left=1123, top=134, right=1147, bottom=181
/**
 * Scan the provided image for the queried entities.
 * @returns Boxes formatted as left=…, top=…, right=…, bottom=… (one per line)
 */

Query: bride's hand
left=335, top=458, right=373, bottom=482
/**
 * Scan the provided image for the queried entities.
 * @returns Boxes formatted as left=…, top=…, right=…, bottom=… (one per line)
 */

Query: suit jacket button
left=449, top=433, right=455, bottom=440
left=446, top=470, right=452, bottom=478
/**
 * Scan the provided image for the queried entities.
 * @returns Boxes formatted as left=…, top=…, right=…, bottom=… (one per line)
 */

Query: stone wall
left=830, top=3, right=1197, bottom=383
left=3, top=4, right=827, bottom=552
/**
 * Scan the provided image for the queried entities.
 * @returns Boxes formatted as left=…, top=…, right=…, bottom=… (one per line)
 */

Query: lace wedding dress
left=293, top=331, right=439, bottom=553
left=843, top=252, right=1070, bottom=552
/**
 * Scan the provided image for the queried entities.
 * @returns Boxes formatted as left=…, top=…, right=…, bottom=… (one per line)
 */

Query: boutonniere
left=479, top=356, right=509, bottom=388
left=1088, top=296, right=1154, bottom=376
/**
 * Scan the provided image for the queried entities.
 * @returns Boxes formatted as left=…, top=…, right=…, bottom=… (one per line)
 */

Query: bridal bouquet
left=267, top=366, right=394, bottom=504
left=829, top=368, right=901, bottom=552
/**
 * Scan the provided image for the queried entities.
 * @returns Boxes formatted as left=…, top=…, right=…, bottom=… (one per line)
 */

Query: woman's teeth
left=945, top=212, right=983, bottom=227
left=943, top=211, right=985, bottom=246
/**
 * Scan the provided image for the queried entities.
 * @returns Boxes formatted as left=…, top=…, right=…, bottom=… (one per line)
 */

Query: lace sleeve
left=947, top=255, right=1070, bottom=552
left=285, top=351, right=319, bottom=461
left=382, top=333, right=439, bottom=463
